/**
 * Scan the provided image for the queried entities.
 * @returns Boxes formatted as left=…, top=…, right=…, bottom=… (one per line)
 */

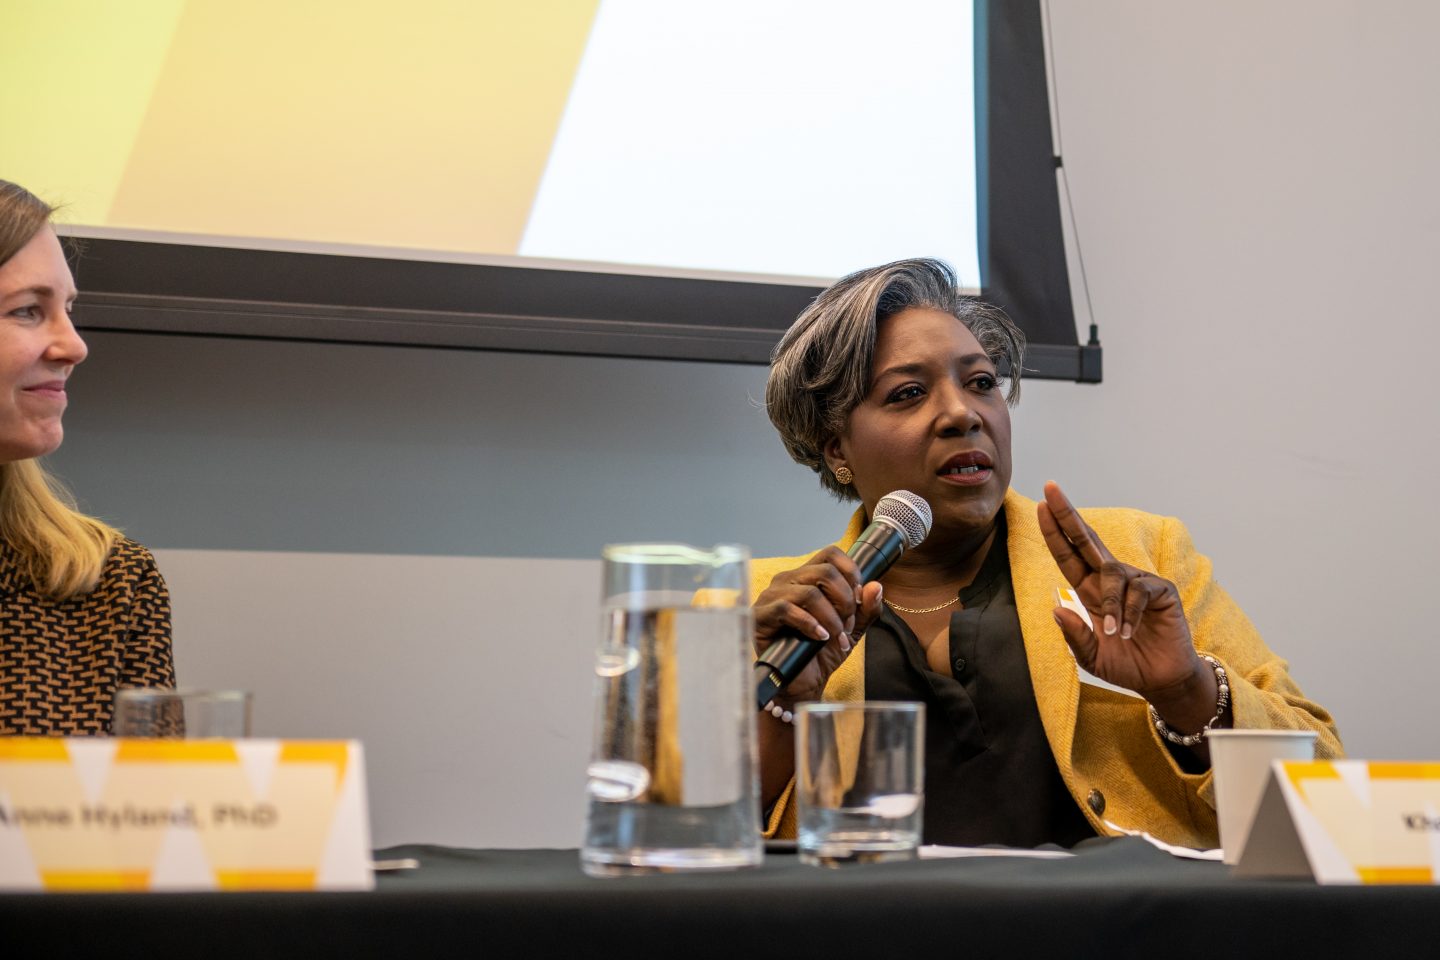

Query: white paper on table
left=920, top=845, right=1074, bottom=860
left=1104, top=819, right=1223, bottom=861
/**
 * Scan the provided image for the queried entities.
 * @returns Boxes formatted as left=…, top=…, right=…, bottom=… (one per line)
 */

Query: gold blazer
left=755, top=489, right=1342, bottom=848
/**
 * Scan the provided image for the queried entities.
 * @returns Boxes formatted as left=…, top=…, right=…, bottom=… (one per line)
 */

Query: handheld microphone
left=754, top=490, right=932, bottom=710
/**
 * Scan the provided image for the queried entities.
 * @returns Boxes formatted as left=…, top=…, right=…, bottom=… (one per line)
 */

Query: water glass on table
left=796, top=701, right=925, bottom=866
left=112, top=688, right=253, bottom=738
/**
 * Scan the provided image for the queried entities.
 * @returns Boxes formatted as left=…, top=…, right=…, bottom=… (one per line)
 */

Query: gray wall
left=57, top=336, right=851, bottom=558
left=46, top=0, right=1440, bottom=847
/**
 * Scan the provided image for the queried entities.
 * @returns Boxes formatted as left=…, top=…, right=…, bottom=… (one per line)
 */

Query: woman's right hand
left=753, top=546, right=885, bottom=703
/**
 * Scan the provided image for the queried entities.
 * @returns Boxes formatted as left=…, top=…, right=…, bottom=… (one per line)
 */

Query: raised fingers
left=1037, top=498, right=1089, bottom=586
left=1052, top=605, right=1099, bottom=671
left=1101, top=562, right=1173, bottom=640
left=1039, top=481, right=1110, bottom=578
left=1120, top=574, right=1171, bottom=641
left=1043, top=482, right=1109, bottom=566
left=1099, top=560, right=1129, bottom=638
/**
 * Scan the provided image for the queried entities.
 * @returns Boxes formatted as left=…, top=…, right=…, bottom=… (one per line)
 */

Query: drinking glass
left=796, top=701, right=925, bottom=866
left=112, top=688, right=253, bottom=738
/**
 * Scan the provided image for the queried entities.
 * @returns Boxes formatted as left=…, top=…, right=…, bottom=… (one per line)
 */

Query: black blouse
left=863, top=518, right=1095, bottom=847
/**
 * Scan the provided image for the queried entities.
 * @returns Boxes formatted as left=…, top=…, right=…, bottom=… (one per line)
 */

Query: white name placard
left=1237, top=760, right=1440, bottom=884
left=0, top=738, right=373, bottom=892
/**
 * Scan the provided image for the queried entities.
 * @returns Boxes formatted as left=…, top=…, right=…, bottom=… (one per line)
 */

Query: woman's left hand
left=1037, top=481, right=1214, bottom=716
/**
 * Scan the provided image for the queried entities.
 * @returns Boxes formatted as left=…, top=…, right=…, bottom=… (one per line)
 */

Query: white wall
left=1018, top=0, right=1440, bottom=765
left=152, top=550, right=604, bottom=849
left=47, top=0, right=1440, bottom=846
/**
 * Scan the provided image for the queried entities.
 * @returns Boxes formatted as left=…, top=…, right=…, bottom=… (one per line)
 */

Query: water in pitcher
left=582, top=601, right=761, bottom=876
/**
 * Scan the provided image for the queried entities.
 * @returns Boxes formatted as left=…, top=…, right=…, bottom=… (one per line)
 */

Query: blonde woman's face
left=0, top=229, right=86, bottom=464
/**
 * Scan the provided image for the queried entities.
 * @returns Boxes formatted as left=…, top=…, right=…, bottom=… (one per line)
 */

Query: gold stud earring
left=834, top=466, right=853, bottom=485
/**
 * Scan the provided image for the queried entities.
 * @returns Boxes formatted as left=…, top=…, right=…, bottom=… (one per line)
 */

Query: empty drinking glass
left=112, top=688, right=253, bottom=738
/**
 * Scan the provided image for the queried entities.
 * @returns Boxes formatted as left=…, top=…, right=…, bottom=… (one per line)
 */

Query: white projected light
left=6, top=0, right=982, bottom=300
left=521, top=0, right=980, bottom=286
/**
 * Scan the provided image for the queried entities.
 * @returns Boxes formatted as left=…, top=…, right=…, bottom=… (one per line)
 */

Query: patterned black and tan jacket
left=0, top=536, right=174, bottom=735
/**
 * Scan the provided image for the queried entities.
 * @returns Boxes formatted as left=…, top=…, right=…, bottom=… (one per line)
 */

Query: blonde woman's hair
left=766, top=258, right=1025, bottom=502
left=0, top=179, right=117, bottom=598
left=0, top=461, right=117, bottom=598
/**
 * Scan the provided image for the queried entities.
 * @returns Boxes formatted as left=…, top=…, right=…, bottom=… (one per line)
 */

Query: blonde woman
left=0, top=179, right=173, bottom=734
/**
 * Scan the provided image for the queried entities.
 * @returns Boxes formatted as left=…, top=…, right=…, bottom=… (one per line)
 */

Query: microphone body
left=753, top=491, right=931, bottom=710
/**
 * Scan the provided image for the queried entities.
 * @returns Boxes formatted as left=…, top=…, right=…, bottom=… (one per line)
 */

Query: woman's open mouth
left=938, top=452, right=993, bottom=486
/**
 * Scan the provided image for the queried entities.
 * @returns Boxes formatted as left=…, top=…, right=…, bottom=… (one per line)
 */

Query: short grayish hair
left=765, top=258, right=1025, bottom=501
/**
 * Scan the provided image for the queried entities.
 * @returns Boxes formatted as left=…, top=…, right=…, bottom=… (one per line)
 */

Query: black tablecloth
left=5, top=838, right=1437, bottom=958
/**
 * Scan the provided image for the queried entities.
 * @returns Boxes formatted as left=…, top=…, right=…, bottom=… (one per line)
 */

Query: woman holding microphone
left=753, top=258, right=1339, bottom=848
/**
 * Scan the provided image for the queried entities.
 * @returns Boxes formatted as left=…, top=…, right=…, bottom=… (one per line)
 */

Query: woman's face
left=826, top=306, right=1012, bottom=538
left=0, top=228, right=86, bottom=464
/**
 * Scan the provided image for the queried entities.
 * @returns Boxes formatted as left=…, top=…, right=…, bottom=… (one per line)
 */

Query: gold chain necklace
left=884, top=595, right=961, bottom=615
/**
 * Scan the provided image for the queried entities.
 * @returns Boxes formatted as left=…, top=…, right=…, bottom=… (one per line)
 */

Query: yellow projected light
left=1, top=0, right=599, bottom=255
left=0, top=0, right=188, bottom=224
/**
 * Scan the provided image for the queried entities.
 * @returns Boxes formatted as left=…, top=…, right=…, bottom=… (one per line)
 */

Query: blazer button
left=952, top=657, right=967, bottom=674
left=1087, top=789, right=1106, bottom=816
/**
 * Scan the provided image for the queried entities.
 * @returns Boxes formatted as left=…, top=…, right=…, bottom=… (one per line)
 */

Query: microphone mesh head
left=874, top=491, right=932, bottom=549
